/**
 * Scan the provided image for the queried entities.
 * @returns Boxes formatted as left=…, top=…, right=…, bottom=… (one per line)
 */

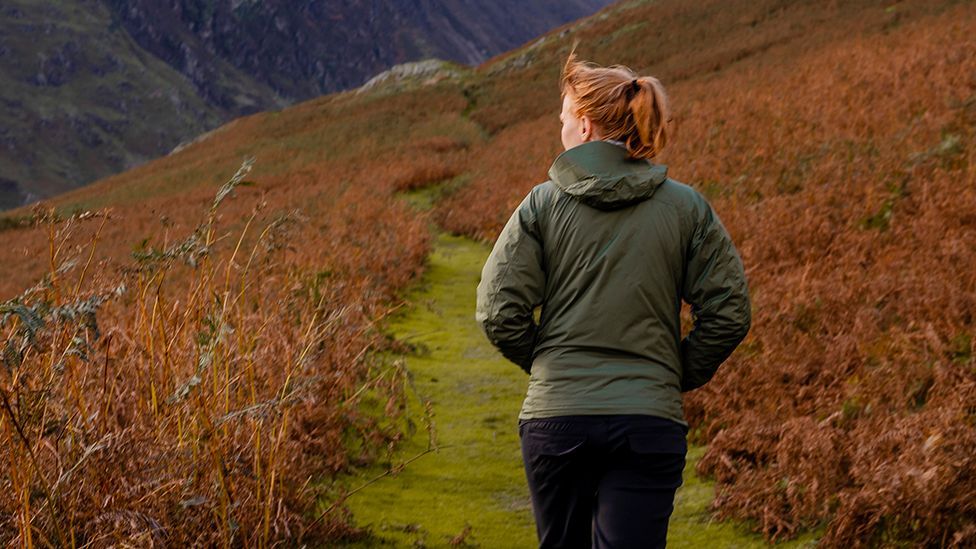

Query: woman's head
left=559, top=47, right=671, bottom=159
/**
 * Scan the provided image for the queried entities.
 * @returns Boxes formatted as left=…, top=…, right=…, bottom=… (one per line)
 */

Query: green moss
left=399, top=175, right=470, bottom=212
left=335, top=233, right=533, bottom=547
left=333, top=233, right=821, bottom=547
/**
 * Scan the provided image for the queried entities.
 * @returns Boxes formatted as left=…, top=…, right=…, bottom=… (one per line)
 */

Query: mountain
left=0, top=0, right=613, bottom=210
left=0, top=1, right=224, bottom=210
left=103, top=0, right=616, bottom=108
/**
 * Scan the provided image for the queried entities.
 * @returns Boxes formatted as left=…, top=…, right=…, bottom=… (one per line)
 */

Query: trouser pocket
left=521, top=426, right=587, bottom=466
left=519, top=422, right=594, bottom=548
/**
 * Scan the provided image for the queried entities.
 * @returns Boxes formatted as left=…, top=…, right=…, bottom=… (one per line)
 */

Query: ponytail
left=561, top=49, right=672, bottom=160
left=626, top=76, right=670, bottom=159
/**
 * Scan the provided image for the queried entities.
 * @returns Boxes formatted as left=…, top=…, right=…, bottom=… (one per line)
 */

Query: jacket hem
left=518, top=406, right=687, bottom=428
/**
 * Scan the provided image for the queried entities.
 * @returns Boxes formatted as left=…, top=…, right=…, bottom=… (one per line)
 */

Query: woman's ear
left=580, top=115, right=593, bottom=142
left=580, top=115, right=600, bottom=142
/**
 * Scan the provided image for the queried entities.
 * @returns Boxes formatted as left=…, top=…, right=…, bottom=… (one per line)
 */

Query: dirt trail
left=339, top=232, right=819, bottom=548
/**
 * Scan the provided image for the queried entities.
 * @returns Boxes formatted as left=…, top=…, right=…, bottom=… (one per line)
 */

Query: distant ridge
left=0, top=0, right=614, bottom=210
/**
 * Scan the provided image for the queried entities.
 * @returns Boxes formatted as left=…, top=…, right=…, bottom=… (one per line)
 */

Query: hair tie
left=631, top=78, right=640, bottom=92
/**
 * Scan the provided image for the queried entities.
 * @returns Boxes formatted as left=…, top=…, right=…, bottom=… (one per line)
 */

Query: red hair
left=560, top=45, right=671, bottom=160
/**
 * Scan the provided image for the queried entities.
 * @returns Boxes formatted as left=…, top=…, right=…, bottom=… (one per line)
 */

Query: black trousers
left=518, top=414, right=688, bottom=549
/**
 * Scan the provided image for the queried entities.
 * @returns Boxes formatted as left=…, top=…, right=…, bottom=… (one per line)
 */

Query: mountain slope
left=0, top=0, right=613, bottom=210
left=0, top=0, right=226, bottom=209
left=104, top=0, right=616, bottom=105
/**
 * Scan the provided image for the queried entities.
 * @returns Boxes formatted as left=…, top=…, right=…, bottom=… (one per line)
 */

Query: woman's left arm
left=475, top=189, right=546, bottom=374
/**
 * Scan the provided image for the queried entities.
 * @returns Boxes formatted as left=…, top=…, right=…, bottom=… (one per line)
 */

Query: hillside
left=1, top=0, right=974, bottom=545
left=0, top=0, right=612, bottom=210
left=0, top=0, right=226, bottom=210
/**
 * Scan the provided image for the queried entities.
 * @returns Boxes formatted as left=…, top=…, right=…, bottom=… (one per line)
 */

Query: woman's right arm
left=475, top=190, right=546, bottom=374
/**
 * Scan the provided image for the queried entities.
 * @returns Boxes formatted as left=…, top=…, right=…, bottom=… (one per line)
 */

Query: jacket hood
left=548, top=140, right=668, bottom=210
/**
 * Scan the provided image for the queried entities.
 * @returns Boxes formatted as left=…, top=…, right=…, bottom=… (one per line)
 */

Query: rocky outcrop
left=358, top=59, right=467, bottom=94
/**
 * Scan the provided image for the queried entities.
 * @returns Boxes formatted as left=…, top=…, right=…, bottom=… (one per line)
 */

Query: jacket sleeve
left=475, top=190, right=546, bottom=374
left=679, top=198, right=752, bottom=392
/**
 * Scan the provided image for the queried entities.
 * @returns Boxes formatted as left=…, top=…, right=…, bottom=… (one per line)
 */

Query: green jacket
left=475, top=140, right=751, bottom=425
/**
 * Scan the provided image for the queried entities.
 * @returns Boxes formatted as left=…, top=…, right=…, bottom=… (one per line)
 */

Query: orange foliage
left=0, top=160, right=431, bottom=544
left=0, top=87, right=459, bottom=543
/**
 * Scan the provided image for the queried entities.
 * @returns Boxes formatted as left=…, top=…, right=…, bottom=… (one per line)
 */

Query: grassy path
left=338, top=232, right=819, bottom=548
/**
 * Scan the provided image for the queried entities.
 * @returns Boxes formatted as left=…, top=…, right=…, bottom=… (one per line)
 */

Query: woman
left=475, top=48, right=752, bottom=548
